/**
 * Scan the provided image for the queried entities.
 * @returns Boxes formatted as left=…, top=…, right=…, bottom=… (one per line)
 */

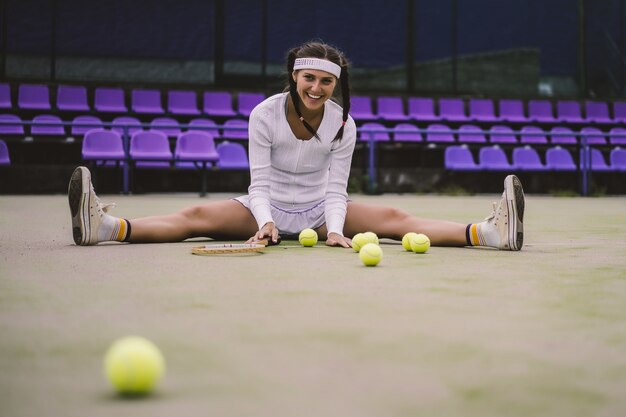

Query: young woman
left=69, top=41, right=524, bottom=251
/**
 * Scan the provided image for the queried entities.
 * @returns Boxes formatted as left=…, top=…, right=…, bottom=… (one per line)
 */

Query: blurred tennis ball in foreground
left=299, top=228, right=318, bottom=247
left=104, top=336, right=165, bottom=396
left=359, top=243, right=383, bottom=266
left=402, top=232, right=418, bottom=251
left=410, top=233, right=430, bottom=254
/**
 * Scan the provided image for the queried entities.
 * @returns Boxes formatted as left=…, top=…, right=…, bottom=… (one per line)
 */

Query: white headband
left=293, top=58, right=341, bottom=79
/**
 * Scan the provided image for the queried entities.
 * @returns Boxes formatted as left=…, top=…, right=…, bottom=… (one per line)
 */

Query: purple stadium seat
left=528, top=100, right=556, bottom=123
left=188, top=118, right=220, bottom=138
left=359, top=122, right=390, bottom=141
left=469, top=98, right=498, bottom=122
left=377, top=97, right=409, bottom=121
left=203, top=92, right=237, bottom=117
left=556, top=101, right=584, bottom=123
left=30, top=115, right=65, bottom=136
left=458, top=124, right=487, bottom=143
left=438, top=98, right=469, bottom=122
left=71, top=115, right=103, bottom=136
left=131, top=89, right=164, bottom=114
left=216, top=141, right=250, bottom=169
left=610, top=148, right=626, bottom=171
left=174, top=131, right=219, bottom=168
left=82, top=129, right=125, bottom=165
left=425, top=124, right=455, bottom=143
left=350, top=96, right=377, bottom=121
left=150, top=117, right=182, bottom=137
left=499, top=99, right=527, bottom=122
left=237, top=93, right=265, bottom=118
left=608, top=127, right=626, bottom=145
left=94, top=87, right=127, bottom=113
left=613, top=102, right=626, bottom=123
left=585, top=148, right=611, bottom=171
left=167, top=90, right=201, bottom=115
left=585, top=101, right=613, bottom=124
left=221, top=119, right=249, bottom=140
left=112, top=116, right=143, bottom=136
left=545, top=146, right=576, bottom=171
left=520, top=126, right=548, bottom=144
left=444, top=145, right=479, bottom=170
left=0, top=139, right=10, bottom=165
left=512, top=146, right=546, bottom=171
left=18, top=84, right=51, bottom=110
left=0, top=83, right=12, bottom=109
left=392, top=123, right=422, bottom=142
left=580, top=127, right=606, bottom=145
left=130, top=130, right=173, bottom=168
left=479, top=145, right=512, bottom=170
left=488, top=125, right=517, bottom=144
left=550, top=126, right=577, bottom=145
left=0, top=114, right=25, bottom=135
left=408, top=98, right=439, bottom=122
left=57, top=85, right=89, bottom=111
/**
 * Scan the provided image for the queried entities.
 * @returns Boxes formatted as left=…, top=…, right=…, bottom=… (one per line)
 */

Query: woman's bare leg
left=128, top=199, right=259, bottom=243
left=316, top=175, right=525, bottom=250
left=69, top=165, right=258, bottom=245
left=315, top=202, right=466, bottom=246
left=342, top=202, right=467, bottom=246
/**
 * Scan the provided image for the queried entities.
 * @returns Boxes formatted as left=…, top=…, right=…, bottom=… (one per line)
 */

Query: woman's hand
left=325, top=232, right=352, bottom=248
left=247, top=222, right=280, bottom=244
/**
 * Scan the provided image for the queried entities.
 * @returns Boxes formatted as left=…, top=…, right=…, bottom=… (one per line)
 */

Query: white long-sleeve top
left=247, top=92, right=357, bottom=236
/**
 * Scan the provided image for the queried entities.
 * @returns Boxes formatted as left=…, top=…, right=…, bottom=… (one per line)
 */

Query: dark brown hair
left=286, top=41, right=351, bottom=141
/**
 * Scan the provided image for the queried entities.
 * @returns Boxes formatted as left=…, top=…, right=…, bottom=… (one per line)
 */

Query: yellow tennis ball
left=410, top=233, right=430, bottom=254
left=299, top=228, right=318, bottom=247
left=351, top=233, right=369, bottom=252
left=359, top=243, right=383, bottom=266
left=363, top=231, right=379, bottom=245
left=402, top=232, right=418, bottom=251
left=104, top=336, right=165, bottom=396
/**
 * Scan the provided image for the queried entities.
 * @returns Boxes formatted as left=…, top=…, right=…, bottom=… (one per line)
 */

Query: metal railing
left=358, top=125, right=623, bottom=196
left=0, top=119, right=250, bottom=196
left=0, top=119, right=623, bottom=196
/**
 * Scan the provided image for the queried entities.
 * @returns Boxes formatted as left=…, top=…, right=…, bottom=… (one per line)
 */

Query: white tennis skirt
left=233, top=196, right=325, bottom=235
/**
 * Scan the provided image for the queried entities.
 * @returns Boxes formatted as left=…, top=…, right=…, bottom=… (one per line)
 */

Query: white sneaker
left=482, top=175, right=525, bottom=250
left=68, top=166, right=116, bottom=245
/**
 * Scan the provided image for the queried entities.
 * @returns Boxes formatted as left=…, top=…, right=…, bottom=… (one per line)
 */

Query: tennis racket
left=190, top=237, right=281, bottom=255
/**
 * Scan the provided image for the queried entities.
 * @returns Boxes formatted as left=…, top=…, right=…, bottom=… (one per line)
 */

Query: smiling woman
left=285, top=42, right=351, bottom=142
left=67, top=40, right=525, bottom=252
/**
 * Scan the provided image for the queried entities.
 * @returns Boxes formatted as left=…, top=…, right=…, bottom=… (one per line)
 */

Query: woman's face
left=292, top=68, right=337, bottom=112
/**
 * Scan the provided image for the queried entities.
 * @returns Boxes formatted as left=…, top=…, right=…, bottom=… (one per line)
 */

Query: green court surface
left=1, top=193, right=625, bottom=417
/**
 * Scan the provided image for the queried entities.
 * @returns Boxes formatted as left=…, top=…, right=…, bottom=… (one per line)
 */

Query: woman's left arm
left=324, top=117, right=357, bottom=247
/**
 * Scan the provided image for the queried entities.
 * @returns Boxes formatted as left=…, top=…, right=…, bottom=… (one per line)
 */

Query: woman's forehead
left=296, top=68, right=336, bottom=79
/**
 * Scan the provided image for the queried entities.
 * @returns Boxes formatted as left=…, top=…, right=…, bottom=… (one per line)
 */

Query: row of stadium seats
left=2, top=114, right=625, bottom=145
left=5, top=133, right=621, bottom=174
left=445, top=145, right=626, bottom=172
left=0, top=114, right=245, bottom=140
left=2, top=83, right=626, bottom=125
left=359, top=123, right=626, bottom=145
left=352, top=96, right=626, bottom=125
left=0, top=83, right=265, bottom=118
left=0, top=131, right=249, bottom=170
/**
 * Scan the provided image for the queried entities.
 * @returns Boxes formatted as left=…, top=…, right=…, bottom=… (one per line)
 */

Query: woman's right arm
left=246, top=107, right=277, bottom=239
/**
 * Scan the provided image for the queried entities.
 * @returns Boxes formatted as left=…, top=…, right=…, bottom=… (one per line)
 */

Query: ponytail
left=333, top=63, right=351, bottom=142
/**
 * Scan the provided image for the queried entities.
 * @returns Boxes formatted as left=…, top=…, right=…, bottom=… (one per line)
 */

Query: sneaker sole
left=68, top=167, right=91, bottom=245
left=504, top=175, right=525, bottom=250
